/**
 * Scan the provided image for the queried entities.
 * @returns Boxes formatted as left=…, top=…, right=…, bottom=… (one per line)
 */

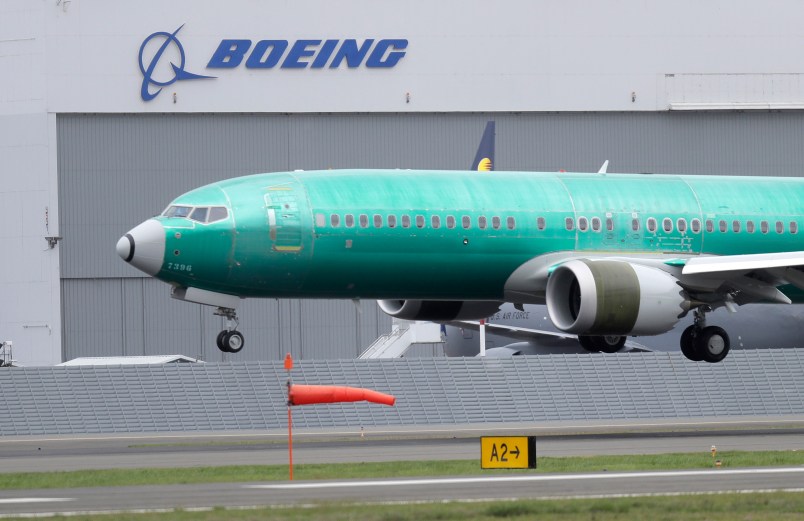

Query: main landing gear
left=679, top=308, right=730, bottom=363
left=578, top=335, right=627, bottom=353
left=214, top=307, right=245, bottom=354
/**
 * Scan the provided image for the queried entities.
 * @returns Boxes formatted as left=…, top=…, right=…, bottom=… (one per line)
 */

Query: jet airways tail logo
left=138, top=25, right=215, bottom=102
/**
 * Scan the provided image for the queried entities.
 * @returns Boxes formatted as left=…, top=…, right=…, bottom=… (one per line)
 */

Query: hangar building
left=3, top=0, right=804, bottom=365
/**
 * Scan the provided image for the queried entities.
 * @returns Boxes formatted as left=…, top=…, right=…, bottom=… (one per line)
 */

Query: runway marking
left=0, top=498, right=73, bottom=504
left=249, top=467, right=804, bottom=490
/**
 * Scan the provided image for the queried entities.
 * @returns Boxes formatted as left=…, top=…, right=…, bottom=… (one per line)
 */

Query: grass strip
left=1, top=450, right=803, bottom=490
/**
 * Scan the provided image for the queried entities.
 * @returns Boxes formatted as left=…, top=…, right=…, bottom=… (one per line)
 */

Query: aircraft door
left=264, top=183, right=303, bottom=252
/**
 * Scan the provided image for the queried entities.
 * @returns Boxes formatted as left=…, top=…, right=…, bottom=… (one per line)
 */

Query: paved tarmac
left=1, top=418, right=803, bottom=517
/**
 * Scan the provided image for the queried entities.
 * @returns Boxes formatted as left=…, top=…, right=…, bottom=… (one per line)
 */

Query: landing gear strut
left=679, top=307, right=730, bottom=363
left=214, top=307, right=245, bottom=354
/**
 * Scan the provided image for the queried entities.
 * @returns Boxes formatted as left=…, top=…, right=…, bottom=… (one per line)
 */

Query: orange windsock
left=288, top=384, right=396, bottom=406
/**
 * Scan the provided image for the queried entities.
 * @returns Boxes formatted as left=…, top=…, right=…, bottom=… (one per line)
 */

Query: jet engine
left=546, top=259, right=686, bottom=336
left=377, top=300, right=502, bottom=321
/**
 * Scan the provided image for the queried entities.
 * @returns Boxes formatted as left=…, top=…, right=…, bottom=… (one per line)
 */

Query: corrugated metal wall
left=3, top=350, right=804, bottom=436
left=57, top=112, right=804, bottom=362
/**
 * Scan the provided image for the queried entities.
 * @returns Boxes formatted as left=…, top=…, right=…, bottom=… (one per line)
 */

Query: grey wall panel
left=3, top=350, right=804, bottom=436
left=122, top=278, right=145, bottom=356
left=61, top=279, right=124, bottom=358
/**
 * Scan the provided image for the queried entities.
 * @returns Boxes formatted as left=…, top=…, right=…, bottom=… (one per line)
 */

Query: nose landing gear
left=214, top=307, right=245, bottom=354
left=679, top=307, right=730, bottom=363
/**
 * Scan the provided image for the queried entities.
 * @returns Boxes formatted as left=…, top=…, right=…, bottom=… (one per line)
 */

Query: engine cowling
left=377, top=300, right=502, bottom=321
left=546, top=259, right=686, bottom=336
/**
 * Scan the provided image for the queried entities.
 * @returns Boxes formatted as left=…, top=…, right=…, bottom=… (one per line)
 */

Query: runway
left=1, top=420, right=803, bottom=517
left=2, top=419, right=804, bottom=473
left=1, top=468, right=803, bottom=517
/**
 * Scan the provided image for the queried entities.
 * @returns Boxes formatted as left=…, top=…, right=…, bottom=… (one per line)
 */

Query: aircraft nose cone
left=117, top=219, right=165, bottom=276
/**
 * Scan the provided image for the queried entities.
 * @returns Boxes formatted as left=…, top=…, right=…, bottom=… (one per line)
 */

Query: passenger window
left=605, top=217, right=613, bottom=231
left=388, top=215, right=397, bottom=228
left=578, top=217, right=588, bottom=232
left=746, top=220, right=755, bottom=233
left=359, top=214, right=369, bottom=228
left=402, top=215, right=411, bottom=228
left=631, top=218, right=640, bottom=232
left=373, top=214, right=383, bottom=228
left=416, top=215, right=425, bottom=229
left=446, top=216, right=456, bottom=229
left=761, top=220, right=769, bottom=234
left=662, top=218, right=672, bottom=233
left=647, top=218, right=657, bottom=233
left=776, top=221, right=784, bottom=234
left=691, top=218, right=701, bottom=233
left=462, top=215, right=471, bottom=229
left=732, top=220, right=741, bottom=233
left=208, top=207, right=228, bottom=223
left=565, top=217, right=574, bottom=231
left=537, top=217, right=546, bottom=231
left=345, top=214, right=355, bottom=228
left=478, top=216, right=488, bottom=230
left=791, top=221, right=799, bottom=234
left=190, top=207, right=209, bottom=223
left=719, top=220, right=727, bottom=233
left=507, top=216, right=516, bottom=230
left=330, top=214, right=340, bottom=227
left=591, top=217, right=601, bottom=232
left=315, top=213, right=326, bottom=227
left=677, top=218, right=687, bottom=233
left=706, top=219, right=714, bottom=233
left=492, top=216, right=501, bottom=230
left=432, top=215, right=441, bottom=229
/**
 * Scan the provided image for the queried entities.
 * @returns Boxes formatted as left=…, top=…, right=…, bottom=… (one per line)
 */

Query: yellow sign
left=480, top=436, right=536, bottom=469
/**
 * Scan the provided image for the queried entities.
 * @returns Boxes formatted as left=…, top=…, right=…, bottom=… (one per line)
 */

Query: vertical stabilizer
left=471, top=121, right=495, bottom=171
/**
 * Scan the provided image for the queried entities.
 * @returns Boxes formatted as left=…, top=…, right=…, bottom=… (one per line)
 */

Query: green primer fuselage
left=156, top=170, right=804, bottom=301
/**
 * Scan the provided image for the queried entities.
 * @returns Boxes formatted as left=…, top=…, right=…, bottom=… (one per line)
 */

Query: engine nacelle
left=546, top=259, right=686, bottom=336
left=377, top=300, right=502, bottom=321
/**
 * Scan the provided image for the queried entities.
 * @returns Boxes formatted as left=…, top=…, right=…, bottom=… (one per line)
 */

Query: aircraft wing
left=448, top=320, right=578, bottom=342
left=448, top=320, right=652, bottom=351
left=681, top=251, right=804, bottom=306
left=683, top=251, right=804, bottom=280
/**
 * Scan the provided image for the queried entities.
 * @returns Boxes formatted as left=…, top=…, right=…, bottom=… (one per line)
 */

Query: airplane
left=117, top=158, right=804, bottom=364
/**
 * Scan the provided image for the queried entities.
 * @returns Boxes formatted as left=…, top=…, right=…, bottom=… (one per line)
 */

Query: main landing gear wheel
left=679, top=308, right=730, bottom=363
left=696, top=326, right=730, bottom=364
left=578, top=335, right=627, bottom=353
left=216, top=330, right=245, bottom=353
left=679, top=325, right=702, bottom=362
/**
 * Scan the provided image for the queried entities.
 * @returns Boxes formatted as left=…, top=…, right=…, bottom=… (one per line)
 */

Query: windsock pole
left=284, top=354, right=294, bottom=481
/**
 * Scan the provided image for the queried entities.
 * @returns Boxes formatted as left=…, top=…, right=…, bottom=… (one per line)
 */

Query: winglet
left=471, top=121, right=495, bottom=171
left=597, top=160, right=610, bottom=174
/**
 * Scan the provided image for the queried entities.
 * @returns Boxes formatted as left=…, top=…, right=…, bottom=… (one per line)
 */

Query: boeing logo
left=206, top=38, right=408, bottom=69
left=139, top=25, right=215, bottom=102
left=139, top=26, right=408, bottom=102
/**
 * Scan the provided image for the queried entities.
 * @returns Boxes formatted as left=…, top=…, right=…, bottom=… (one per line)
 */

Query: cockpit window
left=162, top=205, right=228, bottom=223
left=163, top=205, right=192, bottom=218
left=208, top=207, right=228, bottom=223
left=190, top=207, right=209, bottom=223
